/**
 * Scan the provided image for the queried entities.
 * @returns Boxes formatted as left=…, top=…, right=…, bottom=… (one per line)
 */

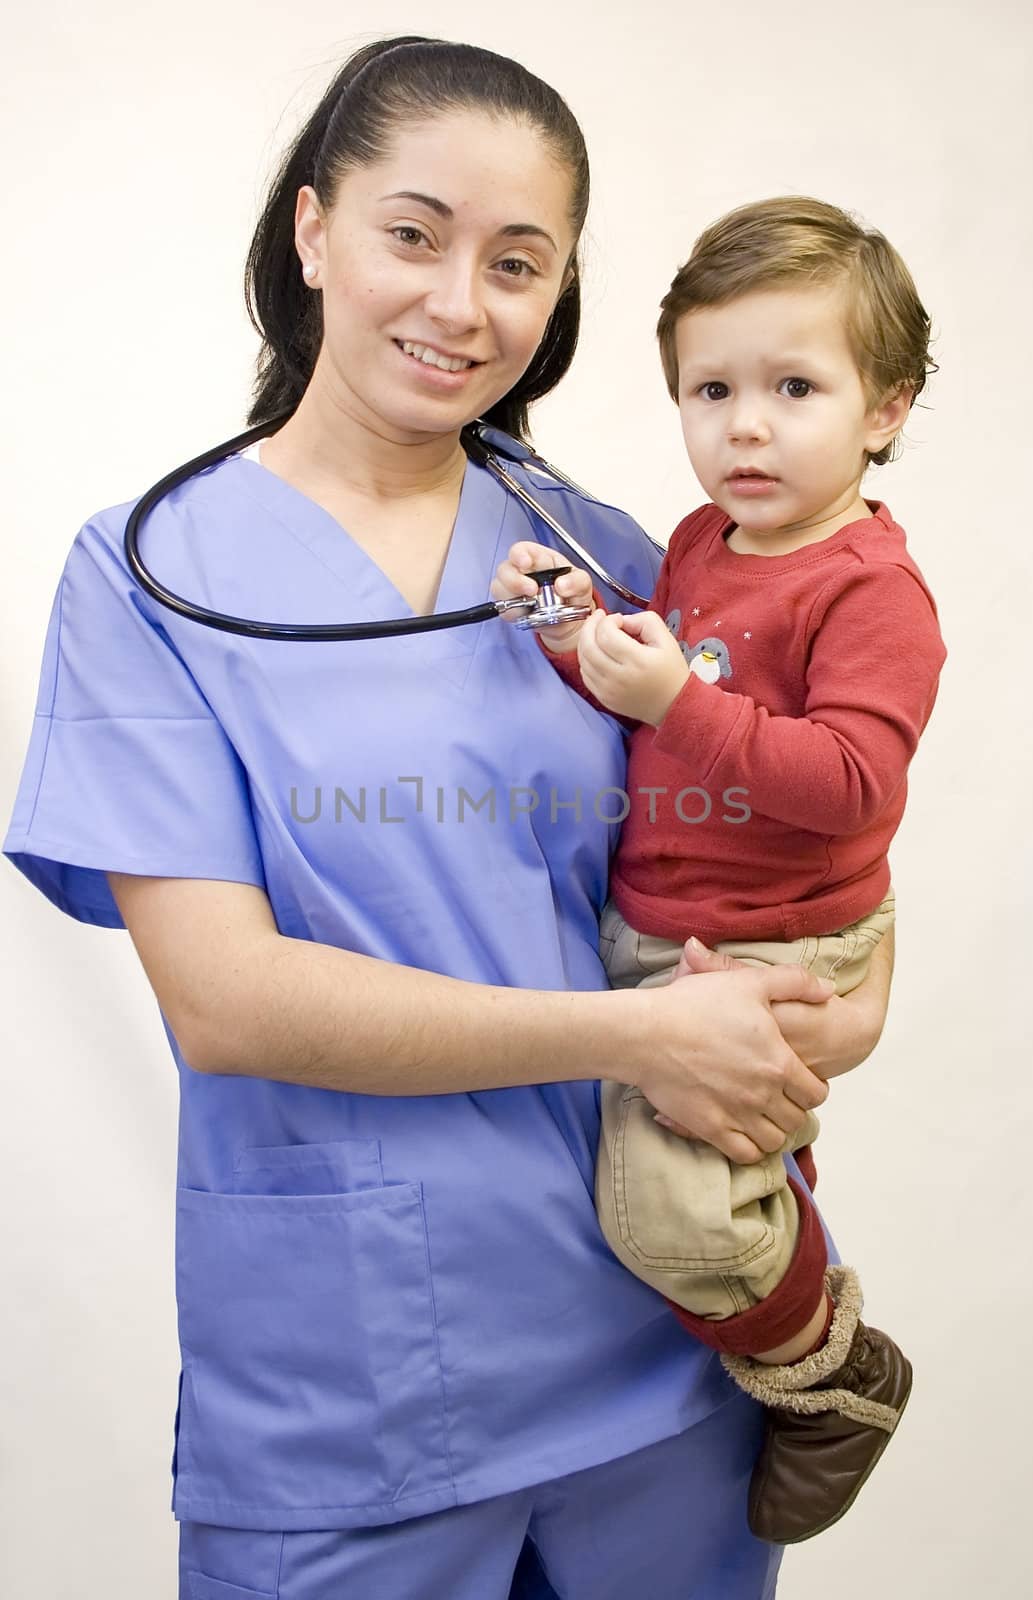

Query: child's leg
left=597, top=893, right=899, bottom=1345
left=597, top=900, right=829, bottom=1355
left=596, top=893, right=909, bottom=1543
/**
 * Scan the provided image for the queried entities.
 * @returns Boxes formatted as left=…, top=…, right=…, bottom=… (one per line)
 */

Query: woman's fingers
left=654, top=1110, right=787, bottom=1166
left=745, top=1112, right=798, bottom=1154
left=491, top=545, right=594, bottom=622
left=677, top=938, right=739, bottom=976
left=670, top=939, right=734, bottom=982
left=754, top=966, right=832, bottom=1111
left=677, top=943, right=840, bottom=1106
left=636, top=967, right=831, bottom=1162
left=507, top=540, right=560, bottom=572
left=498, top=543, right=591, bottom=591
left=490, top=551, right=549, bottom=601
left=777, top=1052, right=828, bottom=1115
left=653, top=1112, right=694, bottom=1137
left=757, top=963, right=835, bottom=1007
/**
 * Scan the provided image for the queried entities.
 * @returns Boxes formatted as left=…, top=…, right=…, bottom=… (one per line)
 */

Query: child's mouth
left=727, top=470, right=778, bottom=495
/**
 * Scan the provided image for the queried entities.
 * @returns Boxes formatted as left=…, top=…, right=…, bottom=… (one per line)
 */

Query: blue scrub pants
left=178, top=1394, right=782, bottom=1599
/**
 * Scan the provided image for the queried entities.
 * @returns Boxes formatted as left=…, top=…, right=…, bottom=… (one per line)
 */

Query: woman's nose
left=424, top=258, right=488, bottom=334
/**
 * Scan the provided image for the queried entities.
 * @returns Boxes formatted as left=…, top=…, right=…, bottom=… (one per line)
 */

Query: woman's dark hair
left=244, top=37, right=590, bottom=439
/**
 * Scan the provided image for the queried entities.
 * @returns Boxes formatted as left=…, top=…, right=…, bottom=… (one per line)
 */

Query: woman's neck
left=261, top=370, right=468, bottom=504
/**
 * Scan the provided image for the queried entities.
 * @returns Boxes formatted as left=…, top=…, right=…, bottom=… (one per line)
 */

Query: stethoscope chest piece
left=511, top=566, right=594, bottom=632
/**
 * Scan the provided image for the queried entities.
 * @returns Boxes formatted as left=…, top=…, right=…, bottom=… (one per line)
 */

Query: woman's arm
left=107, top=872, right=830, bottom=1166
left=678, top=927, right=895, bottom=1080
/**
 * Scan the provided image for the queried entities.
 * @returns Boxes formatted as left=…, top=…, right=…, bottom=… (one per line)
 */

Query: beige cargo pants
left=595, top=892, right=894, bottom=1318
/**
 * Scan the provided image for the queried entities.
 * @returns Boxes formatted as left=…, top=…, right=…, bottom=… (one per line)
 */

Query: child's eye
left=780, top=377, right=813, bottom=399
left=699, top=381, right=729, bottom=401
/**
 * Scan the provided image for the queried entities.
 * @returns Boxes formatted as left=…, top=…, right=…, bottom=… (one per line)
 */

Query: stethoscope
left=123, top=412, right=664, bottom=641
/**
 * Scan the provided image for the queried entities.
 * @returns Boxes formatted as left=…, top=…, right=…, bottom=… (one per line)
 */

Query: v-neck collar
left=226, top=445, right=511, bottom=677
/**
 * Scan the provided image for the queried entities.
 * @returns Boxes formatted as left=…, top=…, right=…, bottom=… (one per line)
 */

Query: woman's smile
left=393, top=336, right=485, bottom=385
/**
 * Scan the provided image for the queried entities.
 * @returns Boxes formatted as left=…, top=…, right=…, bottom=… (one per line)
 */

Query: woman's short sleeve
left=3, top=512, right=265, bottom=928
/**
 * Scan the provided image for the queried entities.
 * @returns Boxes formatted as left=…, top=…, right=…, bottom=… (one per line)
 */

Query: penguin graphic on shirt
left=685, top=637, right=733, bottom=683
left=664, top=611, right=733, bottom=683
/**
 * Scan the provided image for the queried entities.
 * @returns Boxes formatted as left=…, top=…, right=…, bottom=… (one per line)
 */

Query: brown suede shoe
left=721, top=1265, right=913, bottom=1544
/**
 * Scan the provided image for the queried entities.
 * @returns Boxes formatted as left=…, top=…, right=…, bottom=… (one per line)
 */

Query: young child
left=491, top=196, right=947, bottom=1545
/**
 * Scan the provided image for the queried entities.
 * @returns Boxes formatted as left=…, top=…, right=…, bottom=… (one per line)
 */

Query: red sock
left=788, top=1292, right=835, bottom=1363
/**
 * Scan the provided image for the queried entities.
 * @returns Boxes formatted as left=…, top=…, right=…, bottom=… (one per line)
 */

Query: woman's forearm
left=196, top=930, right=832, bottom=1168
left=110, top=872, right=634, bottom=1095
left=198, top=928, right=635, bottom=1092
left=109, top=873, right=829, bottom=1160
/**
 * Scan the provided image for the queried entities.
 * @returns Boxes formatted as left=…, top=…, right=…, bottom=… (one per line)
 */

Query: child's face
left=674, top=284, right=895, bottom=538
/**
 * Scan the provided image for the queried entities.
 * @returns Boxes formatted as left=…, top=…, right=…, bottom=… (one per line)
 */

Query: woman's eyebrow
left=379, top=191, right=557, bottom=251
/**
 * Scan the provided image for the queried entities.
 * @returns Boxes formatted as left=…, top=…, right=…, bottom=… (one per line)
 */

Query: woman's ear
left=295, top=185, right=327, bottom=278
left=864, top=384, right=914, bottom=456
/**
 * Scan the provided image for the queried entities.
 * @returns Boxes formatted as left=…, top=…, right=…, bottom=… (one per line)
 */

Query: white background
left=2, top=2, right=1030, bottom=1595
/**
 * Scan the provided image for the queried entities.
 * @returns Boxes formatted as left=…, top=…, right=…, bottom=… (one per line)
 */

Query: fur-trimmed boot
left=721, top=1264, right=912, bottom=1544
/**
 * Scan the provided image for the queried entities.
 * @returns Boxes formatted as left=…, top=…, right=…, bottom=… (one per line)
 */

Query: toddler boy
left=492, top=196, right=946, bottom=1544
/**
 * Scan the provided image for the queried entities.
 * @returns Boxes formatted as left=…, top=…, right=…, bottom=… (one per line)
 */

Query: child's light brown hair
left=656, top=196, right=935, bottom=466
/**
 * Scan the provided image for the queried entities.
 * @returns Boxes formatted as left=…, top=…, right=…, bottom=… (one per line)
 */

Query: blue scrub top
left=4, top=438, right=734, bottom=1532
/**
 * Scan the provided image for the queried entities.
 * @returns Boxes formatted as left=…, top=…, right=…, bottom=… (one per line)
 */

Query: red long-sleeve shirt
left=546, top=501, right=946, bottom=944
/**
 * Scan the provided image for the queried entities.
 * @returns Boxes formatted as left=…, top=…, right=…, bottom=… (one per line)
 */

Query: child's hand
left=490, top=542, right=594, bottom=654
left=577, top=608, right=690, bottom=725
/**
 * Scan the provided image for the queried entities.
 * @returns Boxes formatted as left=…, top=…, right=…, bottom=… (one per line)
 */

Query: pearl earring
left=303, top=263, right=317, bottom=280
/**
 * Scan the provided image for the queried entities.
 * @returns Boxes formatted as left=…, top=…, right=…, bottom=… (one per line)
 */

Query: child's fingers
left=587, top=611, right=639, bottom=665
left=578, top=611, right=623, bottom=674
left=617, top=609, right=669, bottom=647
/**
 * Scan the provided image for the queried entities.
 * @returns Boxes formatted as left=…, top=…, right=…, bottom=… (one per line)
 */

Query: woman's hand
left=490, top=541, right=594, bottom=654
left=628, top=964, right=833, bottom=1166
left=673, top=931, right=894, bottom=1082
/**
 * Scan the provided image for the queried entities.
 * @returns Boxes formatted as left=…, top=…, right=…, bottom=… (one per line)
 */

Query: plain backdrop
left=2, top=2, right=1030, bottom=1595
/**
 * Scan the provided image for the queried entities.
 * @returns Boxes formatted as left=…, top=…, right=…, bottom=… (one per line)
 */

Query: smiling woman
left=245, top=37, right=589, bottom=443
left=280, top=110, right=576, bottom=436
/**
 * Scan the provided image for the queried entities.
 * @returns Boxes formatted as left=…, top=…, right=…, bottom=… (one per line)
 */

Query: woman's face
left=295, top=110, right=578, bottom=442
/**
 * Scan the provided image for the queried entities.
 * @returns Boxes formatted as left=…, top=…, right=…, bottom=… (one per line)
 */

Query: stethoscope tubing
left=123, top=414, right=659, bottom=641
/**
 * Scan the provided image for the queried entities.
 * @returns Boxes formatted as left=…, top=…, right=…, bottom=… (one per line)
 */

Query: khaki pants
left=595, top=892, right=895, bottom=1320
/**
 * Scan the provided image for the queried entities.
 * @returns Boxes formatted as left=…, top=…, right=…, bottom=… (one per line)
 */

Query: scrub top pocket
left=173, top=1171, right=453, bottom=1529
left=232, top=1137, right=385, bottom=1196
left=186, top=1576, right=277, bottom=1600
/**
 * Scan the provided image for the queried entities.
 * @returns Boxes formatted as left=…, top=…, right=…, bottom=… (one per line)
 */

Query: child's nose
left=727, top=401, right=770, bottom=444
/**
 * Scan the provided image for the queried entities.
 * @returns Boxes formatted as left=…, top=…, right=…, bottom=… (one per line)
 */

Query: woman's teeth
left=399, top=341, right=475, bottom=373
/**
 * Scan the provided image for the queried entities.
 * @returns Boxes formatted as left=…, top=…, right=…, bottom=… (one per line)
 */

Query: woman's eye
left=496, top=258, right=535, bottom=278
left=391, top=226, right=428, bottom=247
left=781, top=377, right=813, bottom=399
left=700, top=382, right=729, bottom=401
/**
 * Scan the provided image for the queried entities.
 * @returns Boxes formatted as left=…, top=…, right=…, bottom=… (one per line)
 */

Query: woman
left=3, top=37, right=891, bottom=1599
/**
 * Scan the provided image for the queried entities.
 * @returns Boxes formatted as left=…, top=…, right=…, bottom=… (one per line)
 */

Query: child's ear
left=864, top=384, right=913, bottom=455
